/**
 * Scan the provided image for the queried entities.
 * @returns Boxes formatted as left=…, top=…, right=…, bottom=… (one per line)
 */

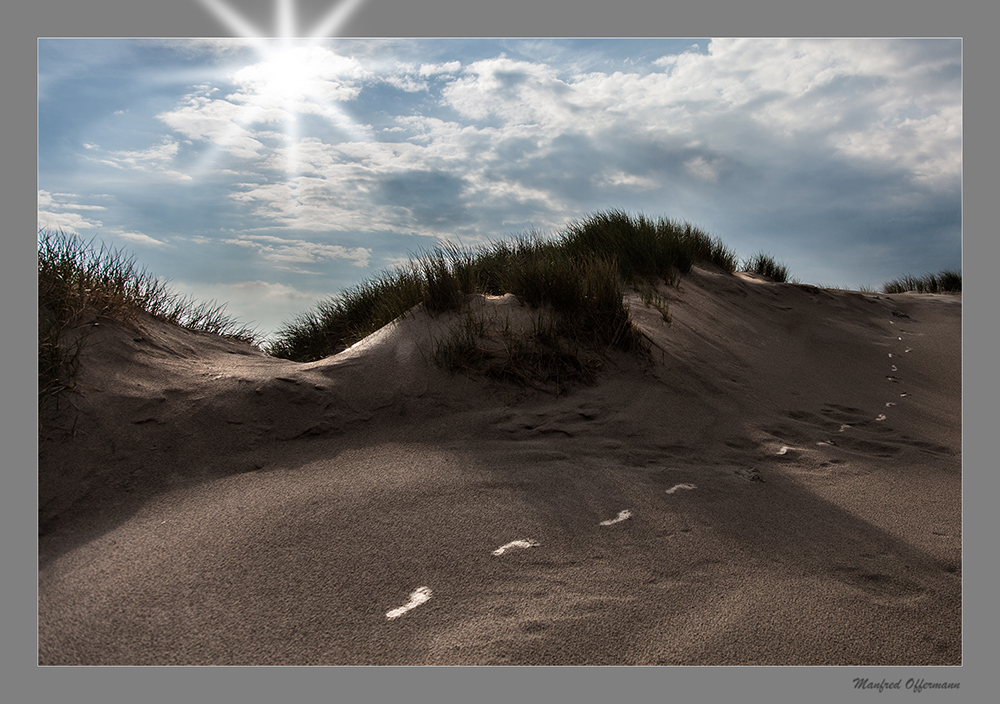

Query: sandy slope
left=37, top=265, right=961, bottom=665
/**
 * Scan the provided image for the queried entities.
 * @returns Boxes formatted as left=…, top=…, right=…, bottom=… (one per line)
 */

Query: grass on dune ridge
left=882, top=270, right=962, bottom=295
left=742, top=251, right=792, bottom=283
left=38, top=211, right=960, bottom=402
left=268, top=210, right=740, bottom=363
left=38, top=229, right=262, bottom=414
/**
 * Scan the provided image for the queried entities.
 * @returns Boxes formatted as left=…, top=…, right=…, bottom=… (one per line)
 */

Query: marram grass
left=37, top=229, right=261, bottom=413
left=742, top=251, right=791, bottom=283
left=268, top=211, right=737, bottom=363
left=882, top=270, right=962, bottom=295
left=37, top=212, right=961, bottom=402
left=44, top=212, right=961, bottom=398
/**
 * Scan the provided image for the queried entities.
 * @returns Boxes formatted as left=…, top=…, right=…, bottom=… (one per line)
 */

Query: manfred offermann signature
left=852, top=677, right=960, bottom=693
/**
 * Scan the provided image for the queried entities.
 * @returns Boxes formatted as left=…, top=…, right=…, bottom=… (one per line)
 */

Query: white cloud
left=223, top=233, right=372, bottom=269
left=158, top=85, right=267, bottom=159
left=835, top=103, right=962, bottom=190
left=381, top=73, right=428, bottom=93
left=644, top=38, right=962, bottom=189
left=684, top=156, right=721, bottom=183
left=433, top=39, right=960, bottom=189
left=167, top=276, right=322, bottom=338
left=37, top=190, right=105, bottom=233
left=419, top=61, right=461, bottom=77
left=114, top=230, right=169, bottom=248
left=442, top=55, right=579, bottom=127
left=88, top=139, right=193, bottom=181
left=594, top=171, right=659, bottom=190
left=225, top=280, right=317, bottom=300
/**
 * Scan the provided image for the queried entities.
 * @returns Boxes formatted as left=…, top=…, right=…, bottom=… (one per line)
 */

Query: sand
left=37, top=265, right=961, bottom=666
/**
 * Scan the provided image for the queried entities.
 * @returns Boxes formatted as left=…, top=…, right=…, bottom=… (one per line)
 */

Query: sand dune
left=38, top=265, right=961, bottom=665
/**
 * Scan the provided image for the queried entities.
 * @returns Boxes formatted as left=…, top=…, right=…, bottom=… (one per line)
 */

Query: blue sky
left=38, top=35, right=962, bottom=341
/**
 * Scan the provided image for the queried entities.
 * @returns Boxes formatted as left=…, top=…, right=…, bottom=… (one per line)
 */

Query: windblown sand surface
left=38, top=266, right=961, bottom=666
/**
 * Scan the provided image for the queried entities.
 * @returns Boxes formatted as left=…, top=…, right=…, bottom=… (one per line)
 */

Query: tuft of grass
left=635, top=281, right=672, bottom=323
left=37, top=229, right=262, bottom=419
left=560, top=209, right=738, bottom=284
left=742, top=251, right=791, bottom=283
left=882, top=270, right=962, bottom=294
left=433, top=309, right=606, bottom=393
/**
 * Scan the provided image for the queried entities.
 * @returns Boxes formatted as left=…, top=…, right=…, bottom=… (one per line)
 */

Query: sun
left=193, top=0, right=370, bottom=176
left=233, top=43, right=332, bottom=111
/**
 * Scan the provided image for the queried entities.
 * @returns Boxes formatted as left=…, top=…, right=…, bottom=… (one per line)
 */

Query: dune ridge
left=38, top=265, right=960, bottom=665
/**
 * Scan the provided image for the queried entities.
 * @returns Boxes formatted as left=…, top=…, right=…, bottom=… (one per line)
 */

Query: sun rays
left=190, top=0, right=370, bottom=181
left=197, top=0, right=369, bottom=41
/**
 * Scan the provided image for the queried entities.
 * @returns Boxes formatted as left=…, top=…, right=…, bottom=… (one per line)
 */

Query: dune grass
left=882, top=270, right=962, bottom=294
left=432, top=308, right=606, bottom=392
left=268, top=210, right=737, bottom=364
left=37, top=216, right=962, bottom=406
left=742, top=251, right=791, bottom=283
left=37, top=229, right=261, bottom=412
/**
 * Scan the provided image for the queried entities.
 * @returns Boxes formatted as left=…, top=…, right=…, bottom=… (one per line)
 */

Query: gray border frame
left=8, top=1, right=993, bottom=702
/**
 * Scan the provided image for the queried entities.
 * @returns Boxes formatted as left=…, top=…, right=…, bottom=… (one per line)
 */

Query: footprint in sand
left=599, top=510, right=632, bottom=526
left=386, top=586, right=432, bottom=620
left=492, top=539, right=540, bottom=556
left=664, top=483, right=697, bottom=494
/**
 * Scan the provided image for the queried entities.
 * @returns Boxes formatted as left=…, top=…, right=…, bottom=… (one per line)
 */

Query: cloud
left=223, top=233, right=372, bottom=269
left=442, top=55, right=579, bottom=126
left=431, top=39, right=960, bottom=195
left=158, top=85, right=267, bottom=160
left=419, top=61, right=461, bottom=77
left=114, top=230, right=169, bottom=248
left=167, top=277, right=323, bottom=338
left=124, top=38, right=958, bottom=278
left=225, top=280, right=317, bottom=300
left=37, top=190, right=105, bottom=233
left=381, top=72, right=429, bottom=93
left=683, top=156, right=722, bottom=183
left=88, top=139, right=193, bottom=181
left=834, top=103, right=962, bottom=190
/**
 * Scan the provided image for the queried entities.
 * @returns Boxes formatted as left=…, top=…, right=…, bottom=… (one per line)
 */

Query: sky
left=37, top=31, right=962, bottom=342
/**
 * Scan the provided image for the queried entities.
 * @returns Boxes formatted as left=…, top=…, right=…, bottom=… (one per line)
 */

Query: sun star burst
left=193, top=0, right=369, bottom=179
